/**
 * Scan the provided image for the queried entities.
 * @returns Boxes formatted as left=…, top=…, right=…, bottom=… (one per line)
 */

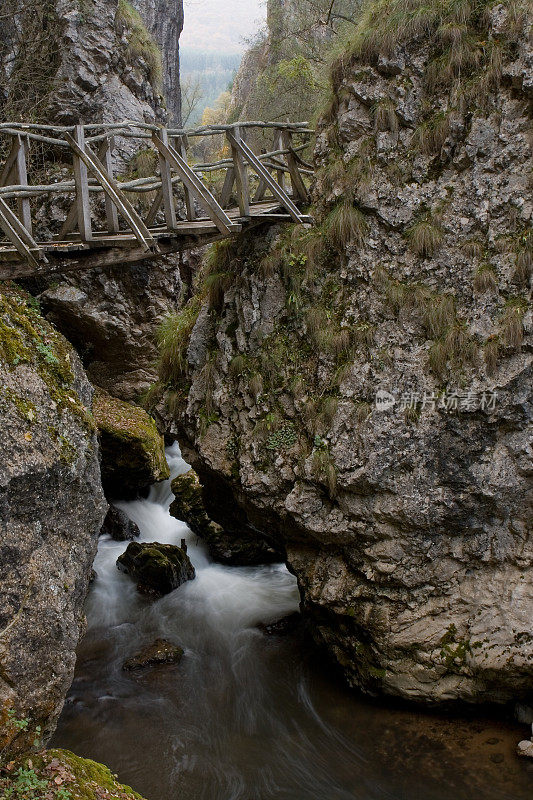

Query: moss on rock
left=0, top=748, right=147, bottom=799
left=93, top=389, right=169, bottom=498
left=117, top=541, right=195, bottom=596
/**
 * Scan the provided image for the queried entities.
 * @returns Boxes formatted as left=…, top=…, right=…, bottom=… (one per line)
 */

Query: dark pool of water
left=52, top=446, right=533, bottom=800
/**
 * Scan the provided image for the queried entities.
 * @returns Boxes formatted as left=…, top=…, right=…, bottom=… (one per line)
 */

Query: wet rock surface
left=93, top=389, right=169, bottom=499
left=170, top=468, right=282, bottom=565
left=0, top=285, right=107, bottom=757
left=257, top=613, right=303, bottom=637
left=100, top=505, right=141, bottom=541
left=122, top=638, right=184, bottom=671
left=117, top=541, right=195, bottom=596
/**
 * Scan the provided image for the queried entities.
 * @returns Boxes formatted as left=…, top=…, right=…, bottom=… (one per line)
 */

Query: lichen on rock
left=93, top=389, right=169, bottom=498
left=0, top=284, right=107, bottom=758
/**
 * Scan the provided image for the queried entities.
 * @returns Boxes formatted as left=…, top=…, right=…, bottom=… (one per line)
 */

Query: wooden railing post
left=154, top=128, right=177, bottom=230
left=72, top=125, right=92, bottom=242
left=274, top=128, right=287, bottom=193
left=228, top=125, right=250, bottom=218
left=177, top=135, right=196, bottom=221
left=220, top=166, right=235, bottom=209
left=102, top=136, right=119, bottom=234
left=281, top=130, right=310, bottom=204
left=15, top=135, right=32, bottom=235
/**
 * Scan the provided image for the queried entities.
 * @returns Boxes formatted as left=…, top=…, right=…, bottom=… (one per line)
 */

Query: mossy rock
left=122, top=638, right=184, bottom=671
left=117, top=541, right=195, bottom=596
left=170, top=470, right=281, bottom=566
left=0, top=748, right=147, bottom=799
left=170, top=470, right=213, bottom=536
left=93, top=389, right=169, bottom=498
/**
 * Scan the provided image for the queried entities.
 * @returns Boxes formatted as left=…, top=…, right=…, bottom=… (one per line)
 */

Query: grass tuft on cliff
left=116, top=0, right=163, bottom=91
left=158, top=298, right=201, bottom=386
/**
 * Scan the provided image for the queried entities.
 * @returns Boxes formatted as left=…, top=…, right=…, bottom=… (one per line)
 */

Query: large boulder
left=93, top=389, right=169, bottom=498
left=170, top=4, right=533, bottom=705
left=170, top=468, right=282, bottom=565
left=117, top=541, right=195, bottom=595
left=0, top=284, right=107, bottom=757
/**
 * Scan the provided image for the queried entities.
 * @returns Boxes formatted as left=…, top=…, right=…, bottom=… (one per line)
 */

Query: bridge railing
left=0, top=120, right=314, bottom=269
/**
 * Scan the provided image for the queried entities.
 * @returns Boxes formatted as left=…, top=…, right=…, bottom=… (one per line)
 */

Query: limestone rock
left=170, top=6, right=533, bottom=705
left=42, top=256, right=184, bottom=403
left=0, top=285, right=107, bottom=757
left=170, top=468, right=282, bottom=565
left=117, top=541, right=195, bottom=595
left=100, top=505, right=141, bottom=541
left=93, top=389, right=169, bottom=498
left=257, top=613, right=302, bottom=637
left=122, top=638, right=184, bottom=670
left=517, top=739, right=533, bottom=759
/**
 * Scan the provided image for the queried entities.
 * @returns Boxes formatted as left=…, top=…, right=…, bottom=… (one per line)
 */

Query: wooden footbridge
left=0, top=120, right=314, bottom=280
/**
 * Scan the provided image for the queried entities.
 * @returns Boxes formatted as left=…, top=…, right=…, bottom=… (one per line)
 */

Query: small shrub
left=500, top=298, right=527, bottom=348
left=413, top=111, right=450, bottom=155
left=473, top=264, right=498, bottom=294
left=514, top=229, right=532, bottom=285
left=422, top=293, right=456, bottom=338
left=204, top=271, right=231, bottom=311
left=483, top=336, right=500, bottom=376
left=249, top=372, right=264, bottom=398
left=373, top=97, right=398, bottom=135
left=157, top=299, right=200, bottom=385
left=229, top=354, right=246, bottom=377
left=311, top=444, right=338, bottom=498
left=324, top=201, right=368, bottom=249
left=462, top=238, right=485, bottom=259
left=406, top=217, right=444, bottom=258
left=317, top=396, right=339, bottom=432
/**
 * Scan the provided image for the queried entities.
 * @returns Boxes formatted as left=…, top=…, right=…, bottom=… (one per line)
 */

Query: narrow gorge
left=0, top=1, right=532, bottom=799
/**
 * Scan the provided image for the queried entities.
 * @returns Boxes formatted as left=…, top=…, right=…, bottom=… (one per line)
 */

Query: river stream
left=52, top=444, right=532, bottom=800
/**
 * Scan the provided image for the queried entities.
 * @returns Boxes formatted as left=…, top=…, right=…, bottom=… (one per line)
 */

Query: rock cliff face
left=133, top=0, right=184, bottom=122
left=1, top=0, right=169, bottom=125
left=170, top=1, right=533, bottom=704
left=0, top=285, right=107, bottom=756
left=42, top=257, right=184, bottom=401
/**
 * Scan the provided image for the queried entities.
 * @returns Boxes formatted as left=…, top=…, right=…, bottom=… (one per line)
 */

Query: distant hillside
left=180, top=48, right=241, bottom=125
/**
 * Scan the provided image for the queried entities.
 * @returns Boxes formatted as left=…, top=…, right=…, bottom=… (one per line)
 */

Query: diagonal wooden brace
left=226, top=131, right=304, bottom=223
left=0, top=196, right=46, bottom=269
left=151, top=132, right=235, bottom=236
left=65, top=131, right=157, bottom=252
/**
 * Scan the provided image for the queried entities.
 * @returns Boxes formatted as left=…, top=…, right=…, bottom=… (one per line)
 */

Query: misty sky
left=181, top=0, right=266, bottom=52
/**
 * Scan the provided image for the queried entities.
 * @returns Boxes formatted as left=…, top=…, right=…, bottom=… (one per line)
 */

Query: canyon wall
left=169, top=0, right=533, bottom=704
left=133, top=0, right=184, bottom=122
left=0, top=285, right=107, bottom=755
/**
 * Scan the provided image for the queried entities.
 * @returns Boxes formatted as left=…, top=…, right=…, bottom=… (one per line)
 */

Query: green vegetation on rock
left=116, top=0, right=163, bottom=90
left=0, top=748, right=147, bottom=800
left=93, top=389, right=169, bottom=498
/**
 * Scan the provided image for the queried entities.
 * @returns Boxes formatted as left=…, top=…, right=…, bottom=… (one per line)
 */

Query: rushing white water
left=53, top=444, right=533, bottom=800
